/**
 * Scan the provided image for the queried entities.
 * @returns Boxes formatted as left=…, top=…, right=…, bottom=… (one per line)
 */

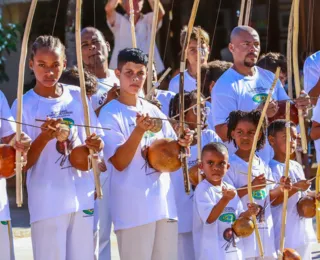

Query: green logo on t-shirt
left=62, top=118, right=74, bottom=128
left=252, top=189, right=267, bottom=200
left=0, top=221, right=8, bottom=225
left=83, top=209, right=94, bottom=216
left=219, top=213, right=236, bottom=223
left=252, top=93, right=268, bottom=103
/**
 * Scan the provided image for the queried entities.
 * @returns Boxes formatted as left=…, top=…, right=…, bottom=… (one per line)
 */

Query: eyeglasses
left=192, top=106, right=210, bottom=116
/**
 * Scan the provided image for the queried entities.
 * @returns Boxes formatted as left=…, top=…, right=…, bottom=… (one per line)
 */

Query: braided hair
left=226, top=110, right=267, bottom=151
left=31, top=35, right=65, bottom=60
left=169, top=90, right=204, bottom=121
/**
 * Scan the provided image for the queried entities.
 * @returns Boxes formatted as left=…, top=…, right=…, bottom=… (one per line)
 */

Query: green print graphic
left=83, top=209, right=94, bottom=216
left=62, top=118, right=74, bottom=128
left=252, top=189, right=267, bottom=200
left=219, top=213, right=236, bottom=223
left=0, top=221, right=8, bottom=225
left=252, top=93, right=268, bottom=103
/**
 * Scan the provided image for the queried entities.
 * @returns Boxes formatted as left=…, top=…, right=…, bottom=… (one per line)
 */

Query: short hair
left=257, top=52, right=287, bottom=74
left=59, top=67, right=98, bottom=96
left=81, top=27, right=106, bottom=42
left=180, top=26, right=210, bottom=48
left=31, top=35, right=65, bottom=60
left=201, top=60, right=233, bottom=98
left=230, top=26, right=259, bottom=42
left=201, top=142, right=228, bottom=159
left=226, top=110, right=266, bottom=151
left=267, top=119, right=296, bottom=137
left=117, top=48, right=148, bottom=70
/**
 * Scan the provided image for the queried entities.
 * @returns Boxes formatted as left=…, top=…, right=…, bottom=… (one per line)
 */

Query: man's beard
left=244, top=60, right=256, bottom=68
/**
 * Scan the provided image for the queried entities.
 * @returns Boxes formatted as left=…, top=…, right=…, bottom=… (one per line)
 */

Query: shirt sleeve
left=144, top=12, right=163, bottom=30
left=0, top=92, right=15, bottom=139
left=98, top=107, right=126, bottom=162
left=194, top=187, right=216, bottom=224
left=107, top=12, right=123, bottom=34
left=275, top=80, right=289, bottom=101
left=211, top=82, right=237, bottom=127
left=303, top=55, right=320, bottom=94
left=168, top=76, right=179, bottom=94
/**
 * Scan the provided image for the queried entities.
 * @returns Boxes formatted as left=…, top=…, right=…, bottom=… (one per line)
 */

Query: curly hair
left=257, top=52, right=287, bottom=75
left=226, top=110, right=267, bottom=151
left=267, top=119, right=296, bottom=137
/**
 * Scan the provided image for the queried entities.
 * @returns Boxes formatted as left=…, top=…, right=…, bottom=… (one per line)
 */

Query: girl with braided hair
left=224, top=110, right=290, bottom=260
left=168, top=91, right=221, bottom=260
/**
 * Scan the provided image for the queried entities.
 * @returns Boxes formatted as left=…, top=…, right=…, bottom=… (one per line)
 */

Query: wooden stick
left=196, top=27, right=202, bottom=184
left=279, top=101, right=291, bottom=259
left=247, top=67, right=280, bottom=257
left=146, top=67, right=171, bottom=99
left=35, top=119, right=110, bottom=131
left=15, top=0, right=38, bottom=207
left=316, top=164, right=320, bottom=243
left=238, top=0, right=246, bottom=26
left=179, top=0, right=200, bottom=195
left=293, top=0, right=308, bottom=154
left=128, top=0, right=137, bottom=48
left=76, top=0, right=102, bottom=199
left=238, top=171, right=276, bottom=184
left=146, top=0, right=160, bottom=94
left=244, top=0, right=252, bottom=26
left=287, top=3, right=294, bottom=99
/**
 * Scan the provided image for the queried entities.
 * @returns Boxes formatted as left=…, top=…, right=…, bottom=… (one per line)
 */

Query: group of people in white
left=1, top=1, right=320, bottom=260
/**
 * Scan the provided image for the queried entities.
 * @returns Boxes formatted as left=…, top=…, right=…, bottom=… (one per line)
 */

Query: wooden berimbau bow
left=75, top=0, right=102, bottom=199
left=179, top=0, right=200, bottom=194
left=15, top=0, right=38, bottom=207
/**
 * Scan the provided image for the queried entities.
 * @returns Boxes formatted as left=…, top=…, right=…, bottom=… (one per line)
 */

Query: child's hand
left=295, top=90, right=311, bottom=116
left=135, top=113, right=155, bottom=133
left=294, top=180, right=311, bottom=192
left=85, top=133, right=104, bottom=153
left=222, top=186, right=236, bottom=201
left=258, top=100, right=278, bottom=118
left=12, top=132, right=31, bottom=154
left=279, top=176, right=292, bottom=192
left=40, top=118, right=63, bottom=141
left=246, top=203, right=260, bottom=216
left=251, top=174, right=266, bottom=190
left=178, top=128, right=194, bottom=148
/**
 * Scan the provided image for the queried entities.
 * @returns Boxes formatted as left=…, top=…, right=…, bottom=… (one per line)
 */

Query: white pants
left=178, top=232, right=195, bottom=260
left=31, top=211, right=94, bottom=260
left=115, top=219, right=178, bottom=260
left=0, top=220, right=15, bottom=260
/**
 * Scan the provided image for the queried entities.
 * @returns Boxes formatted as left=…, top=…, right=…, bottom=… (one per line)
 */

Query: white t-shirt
left=11, top=85, right=103, bottom=223
left=224, top=154, right=277, bottom=258
left=168, top=71, right=196, bottom=94
left=107, top=12, right=164, bottom=74
left=99, top=98, right=177, bottom=231
left=0, top=91, right=16, bottom=221
left=90, top=70, right=119, bottom=111
left=155, top=89, right=176, bottom=117
left=193, top=180, right=244, bottom=260
left=269, top=159, right=316, bottom=251
left=170, top=129, right=221, bottom=234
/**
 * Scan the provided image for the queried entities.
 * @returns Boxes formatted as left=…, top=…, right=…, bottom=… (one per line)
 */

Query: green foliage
left=0, top=16, right=21, bottom=84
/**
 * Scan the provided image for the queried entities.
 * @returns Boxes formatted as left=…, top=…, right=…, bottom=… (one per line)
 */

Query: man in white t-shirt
left=0, top=91, right=31, bottom=260
left=105, top=0, right=165, bottom=74
left=211, top=26, right=310, bottom=163
left=168, top=27, right=210, bottom=94
left=99, top=48, right=192, bottom=260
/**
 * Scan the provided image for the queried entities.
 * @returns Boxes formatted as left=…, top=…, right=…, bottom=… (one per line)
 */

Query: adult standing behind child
left=105, top=0, right=165, bottom=74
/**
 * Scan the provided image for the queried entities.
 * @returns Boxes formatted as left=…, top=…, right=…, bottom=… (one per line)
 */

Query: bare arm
left=105, top=0, right=119, bottom=26
left=147, top=0, right=165, bottom=23
left=206, top=197, right=230, bottom=224
left=215, top=123, right=228, bottom=142
left=310, top=121, right=320, bottom=140
left=307, top=78, right=320, bottom=106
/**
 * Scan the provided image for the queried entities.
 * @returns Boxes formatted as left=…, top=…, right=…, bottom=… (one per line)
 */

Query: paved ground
left=9, top=188, right=120, bottom=260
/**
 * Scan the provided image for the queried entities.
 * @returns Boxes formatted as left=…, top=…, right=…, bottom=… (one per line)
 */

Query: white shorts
left=115, top=219, right=178, bottom=260
left=31, top=211, right=94, bottom=260
left=178, top=232, right=195, bottom=260
left=0, top=220, right=14, bottom=260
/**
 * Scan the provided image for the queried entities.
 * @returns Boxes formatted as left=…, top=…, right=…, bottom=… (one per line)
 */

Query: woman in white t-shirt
left=224, top=110, right=292, bottom=260
left=0, top=91, right=31, bottom=260
left=105, top=0, right=165, bottom=74
left=168, top=91, right=221, bottom=260
left=11, top=36, right=104, bottom=260
left=193, top=142, right=260, bottom=260
left=99, top=48, right=192, bottom=260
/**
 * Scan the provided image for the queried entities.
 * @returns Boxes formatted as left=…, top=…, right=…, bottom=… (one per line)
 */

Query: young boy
left=105, top=0, right=165, bottom=74
left=98, top=48, right=192, bottom=260
left=268, top=119, right=317, bottom=258
left=193, top=142, right=260, bottom=260
left=0, top=90, right=31, bottom=260
left=169, top=26, right=210, bottom=94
